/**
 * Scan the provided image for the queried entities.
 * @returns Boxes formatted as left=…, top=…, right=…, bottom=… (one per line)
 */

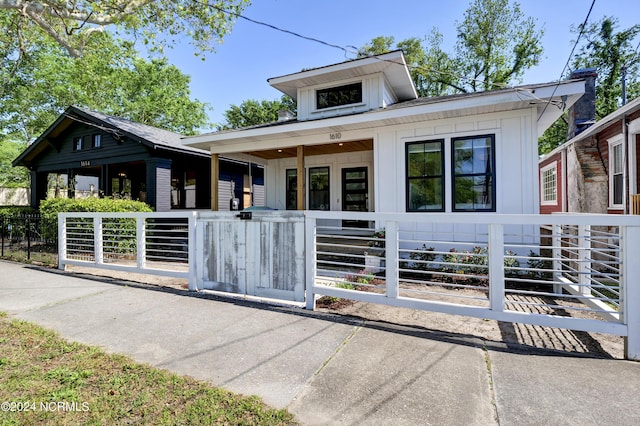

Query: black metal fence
left=0, top=213, right=58, bottom=263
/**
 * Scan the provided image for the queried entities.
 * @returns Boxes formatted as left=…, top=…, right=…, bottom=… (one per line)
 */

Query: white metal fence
left=57, top=210, right=640, bottom=359
left=58, top=212, right=196, bottom=284
left=304, top=211, right=640, bottom=360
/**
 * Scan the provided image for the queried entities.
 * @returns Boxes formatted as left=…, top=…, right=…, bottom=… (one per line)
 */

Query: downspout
left=561, top=148, right=568, bottom=212
left=624, top=114, right=630, bottom=214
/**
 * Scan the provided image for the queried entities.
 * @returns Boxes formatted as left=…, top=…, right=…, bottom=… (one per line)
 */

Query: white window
left=609, top=137, right=624, bottom=208
left=540, top=163, right=557, bottom=205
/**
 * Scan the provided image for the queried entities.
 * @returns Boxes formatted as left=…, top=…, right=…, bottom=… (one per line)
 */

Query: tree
left=358, top=0, right=543, bottom=96
left=0, top=31, right=210, bottom=185
left=0, top=0, right=249, bottom=58
left=538, top=17, right=640, bottom=155
left=0, top=138, right=29, bottom=187
left=455, top=0, right=543, bottom=92
left=218, top=97, right=297, bottom=130
left=571, top=17, right=640, bottom=119
left=1, top=32, right=209, bottom=142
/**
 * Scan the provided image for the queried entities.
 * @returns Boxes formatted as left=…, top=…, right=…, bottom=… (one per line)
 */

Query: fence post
left=488, top=223, right=505, bottom=312
left=305, top=215, right=317, bottom=310
left=94, top=216, right=103, bottom=265
left=552, top=224, right=562, bottom=294
left=623, top=225, right=640, bottom=360
left=26, top=215, right=31, bottom=260
left=57, top=214, right=66, bottom=270
left=136, top=216, right=146, bottom=270
left=189, top=212, right=198, bottom=291
left=578, top=224, right=591, bottom=296
left=1, top=216, right=4, bottom=257
left=385, top=220, right=399, bottom=299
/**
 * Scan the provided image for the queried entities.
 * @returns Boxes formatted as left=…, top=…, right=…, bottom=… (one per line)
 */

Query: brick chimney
left=566, top=68, right=597, bottom=140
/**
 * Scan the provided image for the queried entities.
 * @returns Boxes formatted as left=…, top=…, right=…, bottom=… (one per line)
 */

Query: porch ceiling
left=244, top=139, right=373, bottom=160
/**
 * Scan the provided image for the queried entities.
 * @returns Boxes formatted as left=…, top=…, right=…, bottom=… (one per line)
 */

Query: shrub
left=441, top=246, right=520, bottom=277
left=526, top=250, right=552, bottom=280
left=405, top=244, right=436, bottom=270
left=39, top=198, right=152, bottom=244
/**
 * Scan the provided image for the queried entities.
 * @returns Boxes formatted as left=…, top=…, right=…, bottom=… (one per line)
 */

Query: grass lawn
left=0, top=312, right=296, bottom=425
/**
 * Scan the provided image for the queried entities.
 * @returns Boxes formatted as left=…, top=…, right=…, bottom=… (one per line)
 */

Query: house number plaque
left=330, top=132, right=342, bottom=140
left=80, top=160, right=91, bottom=167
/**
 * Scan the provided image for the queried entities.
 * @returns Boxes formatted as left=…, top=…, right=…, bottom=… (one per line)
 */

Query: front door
left=342, top=167, right=368, bottom=228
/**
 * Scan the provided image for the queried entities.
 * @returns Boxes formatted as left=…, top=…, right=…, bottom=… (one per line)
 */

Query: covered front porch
left=209, top=136, right=375, bottom=219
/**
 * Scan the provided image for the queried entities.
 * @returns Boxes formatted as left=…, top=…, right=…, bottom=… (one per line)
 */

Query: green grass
left=0, top=312, right=296, bottom=425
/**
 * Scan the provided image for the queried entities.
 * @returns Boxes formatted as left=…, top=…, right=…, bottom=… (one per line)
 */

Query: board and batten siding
left=35, top=126, right=152, bottom=172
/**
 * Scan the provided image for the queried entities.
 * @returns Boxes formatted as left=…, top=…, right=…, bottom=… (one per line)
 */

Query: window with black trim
left=285, top=169, right=297, bottom=210
left=452, top=135, right=495, bottom=212
left=74, top=136, right=83, bottom=151
left=406, top=140, right=445, bottom=211
left=92, top=134, right=101, bottom=148
left=309, top=167, right=330, bottom=210
left=316, top=82, right=362, bottom=110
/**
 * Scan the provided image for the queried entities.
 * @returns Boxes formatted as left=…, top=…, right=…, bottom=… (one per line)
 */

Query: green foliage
left=39, top=198, right=152, bottom=217
left=2, top=31, right=210, bottom=143
left=571, top=17, right=640, bottom=119
left=345, top=269, right=375, bottom=286
left=217, top=96, right=297, bottom=130
left=357, top=0, right=543, bottom=96
left=0, top=1, right=250, bottom=58
left=38, top=198, right=152, bottom=244
left=405, top=245, right=437, bottom=270
left=526, top=250, right=553, bottom=280
left=538, top=114, right=568, bottom=155
left=0, top=139, right=29, bottom=187
left=0, top=206, right=35, bottom=216
left=456, top=0, right=543, bottom=91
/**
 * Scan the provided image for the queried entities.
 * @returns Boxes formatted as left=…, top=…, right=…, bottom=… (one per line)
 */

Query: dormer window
left=316, top=82, right=362, bottom=110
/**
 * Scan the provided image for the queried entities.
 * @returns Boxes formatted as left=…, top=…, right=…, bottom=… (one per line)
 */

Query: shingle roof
left=71, top=107, right=208, bottom=156
left=13, top=106, right=209, bottom=167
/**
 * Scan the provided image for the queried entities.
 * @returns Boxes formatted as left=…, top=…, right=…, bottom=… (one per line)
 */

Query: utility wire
left=537, top=0, right=597, bottom=122
left=204, top=1, right=515, bottom=94
left=204, top=2, right=358, bottom=57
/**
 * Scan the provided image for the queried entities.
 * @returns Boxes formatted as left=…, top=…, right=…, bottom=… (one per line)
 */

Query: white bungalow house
left=183, top=50, right=585, bottom=219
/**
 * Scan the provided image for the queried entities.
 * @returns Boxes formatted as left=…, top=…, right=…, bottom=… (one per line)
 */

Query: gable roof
left=184, top=78, right=586, bottom=152
left=268, top=50, right=418, bottom=102
left=13, top=106, right=209, bottom=168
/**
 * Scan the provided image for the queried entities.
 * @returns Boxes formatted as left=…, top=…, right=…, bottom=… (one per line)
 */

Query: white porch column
left=297, top=145, right=305, bottom=210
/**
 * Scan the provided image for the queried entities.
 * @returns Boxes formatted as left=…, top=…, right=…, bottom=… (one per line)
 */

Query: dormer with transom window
left=268, top=50, right=418, bottom=121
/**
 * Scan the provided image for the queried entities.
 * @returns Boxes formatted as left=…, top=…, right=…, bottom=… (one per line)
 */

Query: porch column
left=297, top=145, right=305, bottom=210
left=211, top=153, right=219, bottom=211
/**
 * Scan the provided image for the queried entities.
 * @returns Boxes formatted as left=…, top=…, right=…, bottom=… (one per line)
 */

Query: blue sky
left=163, top=0, right=640, bottom=130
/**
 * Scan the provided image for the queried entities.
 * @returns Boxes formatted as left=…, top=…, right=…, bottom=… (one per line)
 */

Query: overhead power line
left=537, top=0, right=597, bottom=122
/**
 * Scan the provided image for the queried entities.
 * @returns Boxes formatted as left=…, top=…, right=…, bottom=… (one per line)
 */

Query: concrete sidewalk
left=2, top=260, right=639, bottom=425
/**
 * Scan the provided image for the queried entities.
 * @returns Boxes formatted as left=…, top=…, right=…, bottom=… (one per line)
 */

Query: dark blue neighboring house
left=12, top=106, right=263, bottom=211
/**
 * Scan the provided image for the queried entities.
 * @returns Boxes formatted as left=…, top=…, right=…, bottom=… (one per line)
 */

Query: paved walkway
left=2, top=260, right=640, bottom=425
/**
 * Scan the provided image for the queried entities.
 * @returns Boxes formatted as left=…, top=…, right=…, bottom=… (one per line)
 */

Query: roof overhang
left=183, top=79, right=585, bottom=158
left=268, top=50, right=418, bottom=101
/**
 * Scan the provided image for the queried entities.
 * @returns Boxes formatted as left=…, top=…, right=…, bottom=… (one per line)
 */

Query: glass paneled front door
left=342, top=167, right=368, bottom=228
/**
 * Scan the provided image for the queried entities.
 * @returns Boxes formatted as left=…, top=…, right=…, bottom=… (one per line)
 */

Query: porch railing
left=304, top=211, right=640, bottom=360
